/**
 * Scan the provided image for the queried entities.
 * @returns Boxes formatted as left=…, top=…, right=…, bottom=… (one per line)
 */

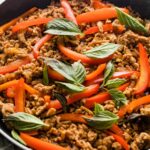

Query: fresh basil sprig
left=5, top=112, right=47, bottom=131
left=105, top=78, right=126, bottom=89
left=11, top=130, right=26, bottom=145
left=56, top=82, right=85, bottom=92
left=43, top=64, right=49, bottom=85
left=83, top=43, right=121, bottom=59
left=94, top=103, right=104, bottom=115
left=116, top=7, right=148, bottom=35
left=44, top=57, right=86, bottom=83
left=54, top=92, right=69, bottom=112
left=45, top=18, right=82, bottom=36
left=108, top=89, right=128, bottom=108
left=84, top=104, right=118, bottom=130
left=101, top=61, right=114, bottom=87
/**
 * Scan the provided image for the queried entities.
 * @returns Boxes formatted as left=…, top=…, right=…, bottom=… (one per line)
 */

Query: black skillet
left=0, top=0, right=150, bottom=149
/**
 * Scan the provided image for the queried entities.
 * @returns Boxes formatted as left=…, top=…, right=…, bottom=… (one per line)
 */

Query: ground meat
left=0, top=102, right=14, bottom=117
left=140, top=104, right=150, bottom=115
left=131, top=132, right=150, bottom=150
left=0, top=0, right=150, bottom=150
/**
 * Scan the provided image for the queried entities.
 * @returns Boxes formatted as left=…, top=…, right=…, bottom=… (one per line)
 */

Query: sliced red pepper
left=20, top=133, right=67, bottom=150
left=110, top=124, right=124, bottom=136
left=91, top=0, right=109, bottom=9
left=50, top=84, right=99, bottom=109
left=6, top=86, right=16, bottom=98
left=59, top=113, right=88, bottom=124
left=59, top=113, right=124, bottom=136
left=12, top=17, right=53, bottom=33
left=127, top=94, right=150, bottom=113
left=0, top=56, right=31, bottom=74
left=0, top=80, right=18, bottom=91
left=134, top=43, right=149, bottom=95
left=85, top=71, right=139, bottom=85
left=76, top=8, right=128, bottom=24
left=58, top=41, right=112, bottom=65
left=84, top=26, right=99, bottom=35
left=0, top=7, right=37, bottom=35
left=48, top=68, right=65, bottom=81
left=33, top=34, right=52, bottom=59
left=14, top=78, right=25, bottom=112
left=61, top=0, right=77, bottom=25
left=24, top=83, right=40, bottom=95
left=86, top=63, right=106, bottom=81
left=84, top=83, right=129, bottom=108
left=84, top=24, right=124, bottom=35
left=107, top=131, right=129, bottom=150
left=119, top=94, right=150, bottom=117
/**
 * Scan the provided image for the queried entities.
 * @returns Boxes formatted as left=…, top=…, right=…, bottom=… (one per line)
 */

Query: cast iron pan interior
left=0, top=0, right=150, bottom=149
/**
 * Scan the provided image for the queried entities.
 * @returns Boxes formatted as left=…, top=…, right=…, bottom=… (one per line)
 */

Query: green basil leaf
left=94, top=103, right=104, bottom=116
left=44, top=58, right=86, bottom=84
left=44, top=58, right=75, bottom=82
left=54, top=92, right=68, bottom=112
left=116, top=7, right=148, bottom=35
left=83, top=43, right=121, bottom=59
left=56, top=82, right=85, bottom=92
left=45, top=18, right=82, bottom=36
left=108, top=89, right=128, bottom=108
left=5, top=112, right=47, bottom=131
left=84, top=111, right=118, bottom=130
left=11, top=130, right=26, bottom=145
left=105, top=78, right=126, bottom=89
left=101, top=61, right=114, bottom=87
left=72, top=61, right=86, bottom=84
left=43, top=65, right=49, bottom=85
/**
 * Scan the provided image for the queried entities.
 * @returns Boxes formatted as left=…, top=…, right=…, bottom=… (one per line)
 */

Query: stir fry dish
left=0, top=0, right=150, bottom=149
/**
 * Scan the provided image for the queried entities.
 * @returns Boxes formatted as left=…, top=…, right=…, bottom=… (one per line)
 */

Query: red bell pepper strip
left=33, top=34, right=52, bottom=59
left=91, top=0, right=108, bottom=9
left=14, top=78, right=25, bottom=112
left=76, top=8, right=128, bottom=24
left=58, top=41, right=112, bottom=65
left=84, top=26, right=99, bottom=35
left=0, top=7, right=37, bottom=35
left=118, top=94, right=150, bottom=117
left=59, top=113, right=88, bottom=124
left=127, top=94, right=150, bottom=113
left=84, top=24, right=125, bottom=35
left=6, top=86, right=16, bottom=98
left=134, top=43, right=149, bottom=95
left=20, top=133, right=67, bottom=150
left=44, top=95, right=51, bottom=108
left=148, top=67, right=150, bottom=88
left=110, top=124, right=124, bottom=136
left=59, top=113, right=124, bottom=136
left=61, top=0, right=77, bottom=25
left=86, top=63, right=106, bottom=81
left=85, top=71, right=139, bottom=85
left=118, top=105, right=128, bottom=118
left=12, top=17, right=53, bottom=33
left=107, top=131, right=129, bottom=150
left=0, top=80, right=18, bottom=91
left=0, top=79, right=40, bottom=96
left=48, top=68, right=65, bottom=81
left=84, top=83, right=129, bottom=108
left=84, top=24, right=113, bottom=35
left=0, top=57, right=31, bottom=74
left=50, top=84, right=99, bottom=109
left=24, top=83, right=40, bottom=95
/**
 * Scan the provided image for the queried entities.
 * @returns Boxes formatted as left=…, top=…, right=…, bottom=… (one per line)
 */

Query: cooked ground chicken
left=0, top=0, right=150, bottom=150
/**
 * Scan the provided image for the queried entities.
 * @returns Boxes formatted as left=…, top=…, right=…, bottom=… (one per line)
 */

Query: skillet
left=0, top=0, right=149, bottom=149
